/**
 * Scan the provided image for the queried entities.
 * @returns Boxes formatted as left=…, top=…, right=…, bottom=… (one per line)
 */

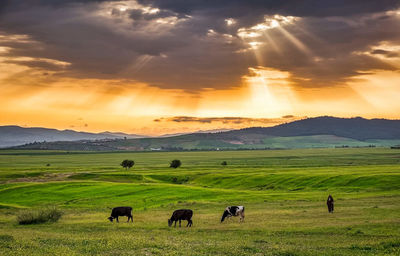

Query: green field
left=0, top=148, right=399, bottom=255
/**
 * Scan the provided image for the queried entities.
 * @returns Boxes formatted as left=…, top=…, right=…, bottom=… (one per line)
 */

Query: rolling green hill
left=11, top=134, right=400, bottom=151
left=0, top=148, right=399, bottom=255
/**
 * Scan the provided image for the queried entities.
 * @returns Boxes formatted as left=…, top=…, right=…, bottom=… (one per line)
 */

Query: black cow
left=327, top=195, right=334, bottom=213
left=108, top=206, right=133, bottom=222
left=168, top=209, right=193, bottom=227
left=221, top=206, right=245, bottom=222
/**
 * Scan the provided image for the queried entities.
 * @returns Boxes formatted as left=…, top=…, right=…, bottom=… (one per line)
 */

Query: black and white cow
left=221, top=206, right=245, bottom=222
left=108, top=206, right=133, bottom=222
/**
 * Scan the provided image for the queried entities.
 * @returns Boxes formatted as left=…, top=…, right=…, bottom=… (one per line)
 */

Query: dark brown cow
left=168, top=209, right=193, bottom=227
left=108, top=207, right=133, bottom=222
left=327, top=195, right=334, bottom=213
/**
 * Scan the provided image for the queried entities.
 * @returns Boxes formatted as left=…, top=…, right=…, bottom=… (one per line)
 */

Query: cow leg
left=179, top=220, right=181, bottom=227
left=174, top=221, right=177, bottom=227
left=116, top=217, right=119, bottom=223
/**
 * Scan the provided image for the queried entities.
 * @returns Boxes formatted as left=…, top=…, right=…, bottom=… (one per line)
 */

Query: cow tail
left=242, top=206, right=245, bottom=216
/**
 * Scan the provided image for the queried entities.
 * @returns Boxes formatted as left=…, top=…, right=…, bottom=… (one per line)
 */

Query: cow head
left=221, top=210, right=231, bottom=223
left=168, top=218, right=173, bottom=227
left=108, top=216, right=114, bottom=222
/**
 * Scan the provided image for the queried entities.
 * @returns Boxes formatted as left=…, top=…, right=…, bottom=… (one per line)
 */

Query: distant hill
left=229, top=116, right=400, bottom=140
left=5, top=116, right=400, bottom=150
left=0, top=126, right=145, bottom=148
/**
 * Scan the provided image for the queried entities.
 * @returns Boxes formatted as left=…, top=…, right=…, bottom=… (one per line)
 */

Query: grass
left=0, top=148, right=399, bottom=255
left=17, top=206, right=63, bottom=225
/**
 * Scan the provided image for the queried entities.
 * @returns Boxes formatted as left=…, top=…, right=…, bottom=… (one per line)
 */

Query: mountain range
left=2, top=116, right=400, bottom=150
left=0, top=126, right=145, bottom=148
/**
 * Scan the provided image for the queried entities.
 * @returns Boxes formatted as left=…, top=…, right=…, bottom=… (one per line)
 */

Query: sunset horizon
left=1, top=114, right=400, bottom=137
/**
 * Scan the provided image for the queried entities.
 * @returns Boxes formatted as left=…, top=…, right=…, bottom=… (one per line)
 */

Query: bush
left=120, top=159, right=135, bottom=170
left=17, top=206, right=63, bottom=225
left=170, top=159, right=182, bottom=168
left=221, top=161, right=227, bottom=166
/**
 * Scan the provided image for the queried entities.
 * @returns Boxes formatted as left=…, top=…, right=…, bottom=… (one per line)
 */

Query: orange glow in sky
left=0, top=1, right=399, bottom=135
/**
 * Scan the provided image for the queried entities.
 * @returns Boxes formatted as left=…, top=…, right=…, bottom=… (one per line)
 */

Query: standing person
left=327, top=195, right=334, bottom=213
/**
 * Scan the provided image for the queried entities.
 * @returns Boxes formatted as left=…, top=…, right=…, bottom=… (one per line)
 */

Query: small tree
left=120, top=159, right=135, bottom=170
left=170, top=159, right=181, bottom=168
left=221, top=161, right=227, bottom=166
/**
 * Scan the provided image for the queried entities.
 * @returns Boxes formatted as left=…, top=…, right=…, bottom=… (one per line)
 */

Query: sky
left=0, top=0, right=400, bottom=135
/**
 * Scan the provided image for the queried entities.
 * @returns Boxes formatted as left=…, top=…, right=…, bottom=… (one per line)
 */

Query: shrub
left=17, top=206, right=63, bottom=225
left=120, top=159, right=135, bottom=170
left=170, top=159, right=181, bottom=168
left=221, top=161, right=227, bottom=166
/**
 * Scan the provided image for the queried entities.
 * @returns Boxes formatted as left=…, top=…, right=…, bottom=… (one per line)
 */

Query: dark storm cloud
left=0, top=0, right=399, bottom=90
left=252, top=13, right=400, bottom=87
left=0, top=0, right=118, bottom=8
left=139, top=0, right=400, bottom=18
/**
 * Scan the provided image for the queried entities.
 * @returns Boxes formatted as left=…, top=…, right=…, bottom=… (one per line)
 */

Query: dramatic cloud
left=139, top=0, right=400, bottom=18
left=1, top=1, right=400, bottom=135
left=0, top=0, right=399, bottom=91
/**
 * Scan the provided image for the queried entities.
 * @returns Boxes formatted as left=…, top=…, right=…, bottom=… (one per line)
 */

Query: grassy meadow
left=0, top=148, right=399, bottom=255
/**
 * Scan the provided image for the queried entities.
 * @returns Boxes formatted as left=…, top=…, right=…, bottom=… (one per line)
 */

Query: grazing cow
left=327, top=195, right=334, bottom=213
left=168, top=209, right=193, bottom=227
left=221, top=206, right=245, bottom=223
left=108, top=207, right=133, bottom=222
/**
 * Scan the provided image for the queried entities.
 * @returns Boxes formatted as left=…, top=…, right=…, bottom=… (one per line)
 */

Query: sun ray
left=263, top=32, right=282, bottom=55
left=277, top=26, right=312, bottom=55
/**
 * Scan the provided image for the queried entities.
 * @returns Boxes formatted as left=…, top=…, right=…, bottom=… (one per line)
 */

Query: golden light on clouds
left=349, top=70, right=400, bottom=112
left=2, top=59, right=399, bottom=135
left=243, top=67, right=294, bottom=117
left=0, top=1, right=399, bottom=135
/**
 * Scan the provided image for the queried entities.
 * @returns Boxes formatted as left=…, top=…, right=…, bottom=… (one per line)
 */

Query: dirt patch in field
left=5, top=173, right=72, bottom=183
